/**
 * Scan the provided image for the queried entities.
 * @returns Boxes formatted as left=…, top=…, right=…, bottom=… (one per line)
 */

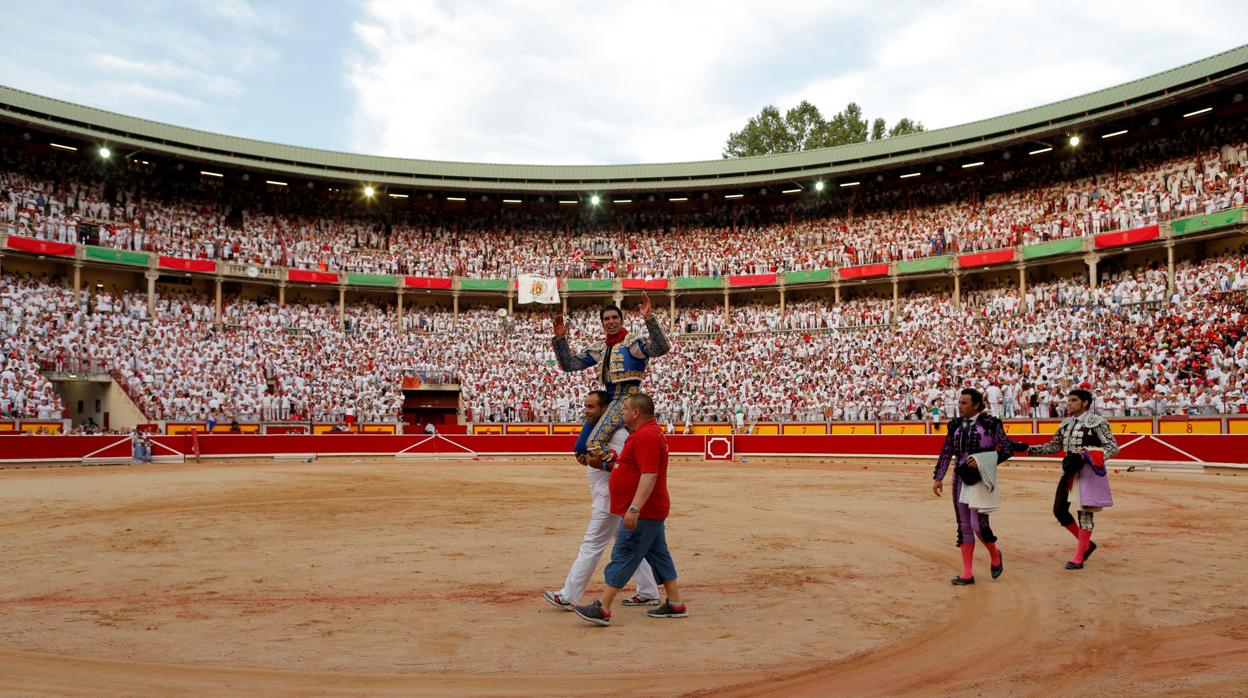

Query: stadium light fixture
left=590, top=194, right=601, bottom=205
left=613, top=198, right=633, bottom=204
left=266, top=180, right=288, bottom=186
left=961, top=161, right=984, bottom=169
left=1183, top=107, right=1212, bottom=118
left=1068, top=135, right=1080, bottom=147
left=98, top=146, right=111, bottom=159
left=781, top=187, right=802, bottom=194
left=1029, top=146, right=1053, bottom=155
left=723, top=193, right=744, bottom=199
left=669, top=196, right=688, bottom=202
left=503, top=198, right=523, bottom=204
left=814, top=181, right=825, bottom=191
left=446, top=196, right=466, bottom=201
left=1101, top=129, right=1128, bottom=139
left=200, top=170, right=224, bottom=178
left=363, top=186, right=376, bottom=197
left=899, top=172, right=921, bottom=179
left=840, top=181, right=860, bottom=187
left=388, top=193, right=408, bottom=199
left=49, top=143, right=78, bottom=151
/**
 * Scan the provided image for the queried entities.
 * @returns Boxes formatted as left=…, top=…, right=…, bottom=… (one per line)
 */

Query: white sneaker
left=542, top=590, right=573, bottom=610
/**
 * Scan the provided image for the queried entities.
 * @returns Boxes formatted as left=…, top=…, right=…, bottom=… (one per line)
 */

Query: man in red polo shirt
left=573, top=392, right=686, bottom=626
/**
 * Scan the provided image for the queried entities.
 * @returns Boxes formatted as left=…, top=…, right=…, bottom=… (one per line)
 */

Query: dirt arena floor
left=1, top=455, right=1247, bottom=696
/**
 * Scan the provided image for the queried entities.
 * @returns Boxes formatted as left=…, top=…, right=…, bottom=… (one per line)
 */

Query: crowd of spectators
left=3, top=123, right=1246, bottom=280
left=5, top=250, right=1245, bottom=426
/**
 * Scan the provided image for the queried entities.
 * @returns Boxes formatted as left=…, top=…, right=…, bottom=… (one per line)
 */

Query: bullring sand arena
left=3, top=455, right=1247, bottom=696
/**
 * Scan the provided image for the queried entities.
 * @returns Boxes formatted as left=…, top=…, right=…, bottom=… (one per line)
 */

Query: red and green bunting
left=622, top=278, right=669, bottom=290
left=728, top=273, right=777, bottom=288
left=839, top=263, right=889, bottom=280
left=287, top=269, right=339, bottom=284
left=7, top=235, right=76, bottom=257
left=958, top=249, right=1016, bottom=268
left=1094, top=225, right=1159, bottom=250
left=159, top=255, right=217, bottom=273
left=405, top=276, right=453, bottom=289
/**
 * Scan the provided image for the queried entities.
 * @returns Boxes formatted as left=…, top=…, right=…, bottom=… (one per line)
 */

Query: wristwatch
left=628, top=506, right=640, bottom=514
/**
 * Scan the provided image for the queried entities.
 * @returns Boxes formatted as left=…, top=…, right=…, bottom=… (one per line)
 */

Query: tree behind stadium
left=722, top=101, right=924, bottom=158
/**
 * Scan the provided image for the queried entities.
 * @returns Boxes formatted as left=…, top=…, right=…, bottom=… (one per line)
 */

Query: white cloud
left=88, top=53, right=242, bottom=98
left=0, top=2, right=291, bottom=134
left=345, top=0, right=869, bottom=164
left=346, top=0, right=1248, bottom=165
left=782, top=0, right=1248, bottom=135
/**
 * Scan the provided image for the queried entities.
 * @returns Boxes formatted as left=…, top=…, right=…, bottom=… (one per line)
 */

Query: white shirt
left=587, top=426, right=630, bottom=506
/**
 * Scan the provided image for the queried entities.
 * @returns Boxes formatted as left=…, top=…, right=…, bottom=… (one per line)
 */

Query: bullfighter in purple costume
left=932, top=388, right=1017, bottom=585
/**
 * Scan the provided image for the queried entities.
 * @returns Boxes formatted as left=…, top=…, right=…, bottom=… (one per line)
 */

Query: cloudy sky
left=1, top=0, right=1245, bottom=165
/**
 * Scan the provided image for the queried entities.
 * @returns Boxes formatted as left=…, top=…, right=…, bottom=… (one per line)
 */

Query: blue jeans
left=604, top=518, right=678, bottom=589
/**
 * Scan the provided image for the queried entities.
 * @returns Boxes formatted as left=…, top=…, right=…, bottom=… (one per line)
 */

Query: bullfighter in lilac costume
left=932, top=388, right=1017, bottom=585
left=1027, top=389, right=1119, bottom=570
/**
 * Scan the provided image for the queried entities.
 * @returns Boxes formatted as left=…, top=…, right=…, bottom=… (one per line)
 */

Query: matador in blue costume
left=552, top=293, right=670, bottom=469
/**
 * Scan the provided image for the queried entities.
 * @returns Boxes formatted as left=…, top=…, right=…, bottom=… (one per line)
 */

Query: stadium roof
left=2, top=44, right=1247, bottom=194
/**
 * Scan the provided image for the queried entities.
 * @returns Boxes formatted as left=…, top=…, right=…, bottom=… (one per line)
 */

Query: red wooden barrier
left=2, top=434, right=1246, bottom=466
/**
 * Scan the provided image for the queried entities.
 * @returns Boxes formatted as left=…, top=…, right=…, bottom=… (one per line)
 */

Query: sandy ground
left=0, top=456, right=1246, bottom=697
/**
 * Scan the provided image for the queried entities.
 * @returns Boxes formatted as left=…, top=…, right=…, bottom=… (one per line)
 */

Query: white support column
left=1085, top=254, right=1101, bottom=291
left=338, top=284, right=346, bottom=330
left=214, top=276, right=223, bottom=327
left=1166, top=242, right=1176, bottom=296
left=145, top=269, right=158, bottom=318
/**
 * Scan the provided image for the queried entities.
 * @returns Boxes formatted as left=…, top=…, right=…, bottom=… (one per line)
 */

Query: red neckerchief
left=604, top=329, right=627, bottom=346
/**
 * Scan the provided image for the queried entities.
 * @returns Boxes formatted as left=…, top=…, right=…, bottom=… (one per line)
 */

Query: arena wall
left=2, top=433, right=1246, bottom=468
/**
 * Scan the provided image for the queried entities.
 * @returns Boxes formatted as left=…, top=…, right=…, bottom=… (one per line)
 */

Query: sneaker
left=541, top=590, right=573, bottom=611
left=573, top=600, right=611, bottom=626
left=621, top=595, right=661, bottom=607
left=646, top=601, right=688, bottom=618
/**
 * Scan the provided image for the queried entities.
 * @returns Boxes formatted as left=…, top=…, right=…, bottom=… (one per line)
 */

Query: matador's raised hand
left=639, top=292, right=653, bottom=319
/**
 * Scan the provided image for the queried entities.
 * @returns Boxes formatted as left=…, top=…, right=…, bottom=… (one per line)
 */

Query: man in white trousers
left=542, top=390, right=659, bottom=610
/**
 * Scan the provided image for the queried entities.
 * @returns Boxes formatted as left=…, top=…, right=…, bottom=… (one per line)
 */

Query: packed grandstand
left=2, top=49, right=1248, bottom=432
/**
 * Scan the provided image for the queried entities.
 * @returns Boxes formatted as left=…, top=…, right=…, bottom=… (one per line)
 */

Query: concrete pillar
left=834, top=283, right=841, bottom=305
left=453, top=290, right=460, bottom=321
left=953, top=271, right=961, bottom=307
left=278, top=281, right=286, bottom=308
left=338, top=285, right=346, bottom=330
left=1085, top=254, right=1100, bottom=291
left=214, top=276, right=223, bottom=327
left=892, top=277, right=900, bottom=319
left=612, top=290, right=624, bottom=306
left=561, top=292, right=568, bottom=316
left=779, top=283, right=786, bottom=313
left=72, top=262, right=83, bottom=303
left=396, top=289, right=404, bottom=326
left=507, top=289, right=513, bottom=314
left=145, top=269, right=158, bottom=318
left=669, top=292, right=676, bottom=333
left=722, top=289, right=730, bottom=326
left=1017, top=264, right=1027, bottom=298
left=1166, top=242, right=1176, bottom=297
